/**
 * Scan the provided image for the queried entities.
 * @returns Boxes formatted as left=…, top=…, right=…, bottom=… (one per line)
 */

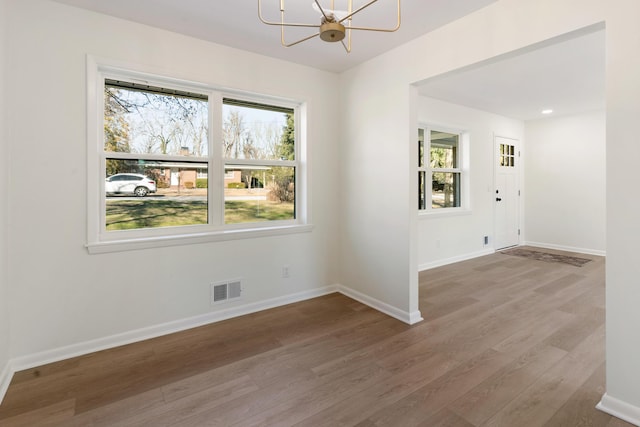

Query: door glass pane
left=499, top=144, right=516, bottom=168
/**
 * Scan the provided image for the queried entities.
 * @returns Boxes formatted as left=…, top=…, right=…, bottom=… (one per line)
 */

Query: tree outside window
left=418, top=127, right=463, bottom=211
left=101, top=80, right=298, bottom=232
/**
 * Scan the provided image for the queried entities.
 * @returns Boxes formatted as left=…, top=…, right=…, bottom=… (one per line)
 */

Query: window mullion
left=431, top=167, right=460, bottom=173
left=97, top=72, right=107, bottom=236
left=105, top=152, right=209, bottom=163
left=89, top=59, right=305, bottom=251
left=223, top=158, right=296, bottom=168
left=210, top=91, right=224, bottom=227
left=421, top=125, right=464, bottom=211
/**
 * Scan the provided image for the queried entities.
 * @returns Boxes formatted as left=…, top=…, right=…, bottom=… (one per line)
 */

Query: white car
left=105, top=173, right=157, bottom=197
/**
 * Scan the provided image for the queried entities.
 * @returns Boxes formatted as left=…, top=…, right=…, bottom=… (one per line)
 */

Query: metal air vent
left=211, top=279, right=243, bottom=305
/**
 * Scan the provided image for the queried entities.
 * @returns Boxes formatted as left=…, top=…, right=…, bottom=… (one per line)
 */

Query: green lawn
left=224, top=200, right=294, bottom=224
left=106, top=199, right=294, bottom=230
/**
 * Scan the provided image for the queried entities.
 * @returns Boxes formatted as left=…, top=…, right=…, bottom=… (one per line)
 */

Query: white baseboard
left=337, top=284, right=423, bottom=325
left=0, top=359, right=12, bottom=405
left=1, top=283, right=424, bottom=404
left=7, top=286, right=338, bottom=376
left=597, top=393, right=640, bottom=426
left=524, top=241, right=606, bottom=257
left=419, top=248, right=495, bottom=271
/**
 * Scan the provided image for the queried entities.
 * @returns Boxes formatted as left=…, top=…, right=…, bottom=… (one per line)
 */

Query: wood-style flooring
left=0, top=247, right=633, bottom=426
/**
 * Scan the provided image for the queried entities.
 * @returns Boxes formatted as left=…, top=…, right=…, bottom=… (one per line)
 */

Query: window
left=87, top=60, right=306, bottom=252
left=418, top=126, right=465, bottom=212
left=499, top=142, right=516, bottom=167
left=222, top=99, right=296, bottom=225
left=103, top=80, right=210, bottom=231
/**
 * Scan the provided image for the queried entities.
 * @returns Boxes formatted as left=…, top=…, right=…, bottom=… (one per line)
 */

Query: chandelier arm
left=313, top=0, right=331, bottom=22
left=340, top=31, right=352, bottom=53
left=338, top=0, right=377, bottom=23
left=258, top=0, right=321, bottom=28
left=341, top=24, right=400, bottom=32
left=340, top=39, right=350, bottom=53
left=258, top=0, right=401, bottom=51
left=338, top=0, right=401, bottom=33
left=262, top=20, right=322, bottom=29
left=281, top=32, right=320, bottom=48
left=340, top=15, right=352, bottom=53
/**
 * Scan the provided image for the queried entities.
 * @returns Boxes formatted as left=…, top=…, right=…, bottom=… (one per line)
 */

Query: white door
left=494, top=136, right=520, bottom=249
left=170, top=169, right=180, bottom=186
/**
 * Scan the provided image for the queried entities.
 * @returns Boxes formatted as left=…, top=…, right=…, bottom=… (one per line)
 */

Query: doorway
left=494, top=136, right=520, bottom=250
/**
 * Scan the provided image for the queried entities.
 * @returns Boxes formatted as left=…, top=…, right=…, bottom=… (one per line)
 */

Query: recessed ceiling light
left=541, top=109, right=553, bottom=114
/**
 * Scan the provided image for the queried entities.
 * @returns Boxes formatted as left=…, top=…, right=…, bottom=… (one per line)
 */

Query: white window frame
left=418, top=124, right=469, bottom=215
left=86, top=57, right=311, bottom=253
left=220, top=95, right=299, bottom=231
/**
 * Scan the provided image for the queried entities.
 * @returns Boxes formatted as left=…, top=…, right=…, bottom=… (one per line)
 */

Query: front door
left=170, top=169, right=180, bottom=186
left=494, top=136, right=520, bottom=249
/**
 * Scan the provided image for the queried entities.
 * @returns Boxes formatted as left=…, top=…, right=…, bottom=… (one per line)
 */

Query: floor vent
left=211, top=280, right=242, bottom=305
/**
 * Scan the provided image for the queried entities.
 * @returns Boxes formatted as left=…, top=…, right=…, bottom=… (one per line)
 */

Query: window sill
left=419, top=208, right=472, bottom=219
left=86, top=224, right=314, bottom=254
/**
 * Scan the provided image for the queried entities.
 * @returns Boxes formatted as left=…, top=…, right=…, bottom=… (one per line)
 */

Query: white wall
left=0, top=0, right=12, bottom=394
left=340, top=0, right=640, bottom=421
left=524, top=111, right=606, bottom=255
left=417, top=97, right=524, bottom=269
left=3, top=0, right=340, bottom=361
left=603, top=0, right=640, bottom=419
left=4, top=0, right=640, bottom=422
left=338, top=62, right=420, bottom=323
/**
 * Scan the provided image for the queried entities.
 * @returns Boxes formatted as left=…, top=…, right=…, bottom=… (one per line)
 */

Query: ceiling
left=50, top=0, right=497, bottom=73
left=50, top=0, right=605, bottom=121
left=417, top=28, right=606, bottom=121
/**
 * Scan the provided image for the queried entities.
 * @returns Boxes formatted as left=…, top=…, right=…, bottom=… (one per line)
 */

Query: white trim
left=407, top=310, right=424, bottom=324
left=87, top=224, right=314, bottom=254
left=419, top=208, right=472, bottom=219
left=493, top=134, right=522, bottom=250
left=337, top=285, right=423, bottom=325
left=597, top=393, right=640, bottom=426
left=418, top=123, right=469, bottom=213
left=0, top=360, right=12, bottom=405
left=87, top=55, right=308, bottom=252
left=8, top=286, right=338, bottom=374
left=419, top=248, right=495, bottom=271
left=0, top=284, right=423, bottom=404
left=524, top=241, right=606, bottom=257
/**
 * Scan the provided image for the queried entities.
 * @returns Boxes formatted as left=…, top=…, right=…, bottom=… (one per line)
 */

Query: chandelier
left=258, top=1, right=401, bottom=53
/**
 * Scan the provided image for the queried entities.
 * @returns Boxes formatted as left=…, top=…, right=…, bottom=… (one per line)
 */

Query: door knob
left=496, top=197, right=502, bottom=202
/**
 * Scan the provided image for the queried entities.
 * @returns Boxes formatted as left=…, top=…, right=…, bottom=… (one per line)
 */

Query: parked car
left=105, top=173, right=157, bottom=197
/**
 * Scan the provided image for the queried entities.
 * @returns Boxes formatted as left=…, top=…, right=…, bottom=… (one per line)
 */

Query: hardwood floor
left=0, top=247, right=633, bottom=426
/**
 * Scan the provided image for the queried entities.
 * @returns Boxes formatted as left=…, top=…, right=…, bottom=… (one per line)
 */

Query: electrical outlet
left=282, top=265, right=290, bottom=278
